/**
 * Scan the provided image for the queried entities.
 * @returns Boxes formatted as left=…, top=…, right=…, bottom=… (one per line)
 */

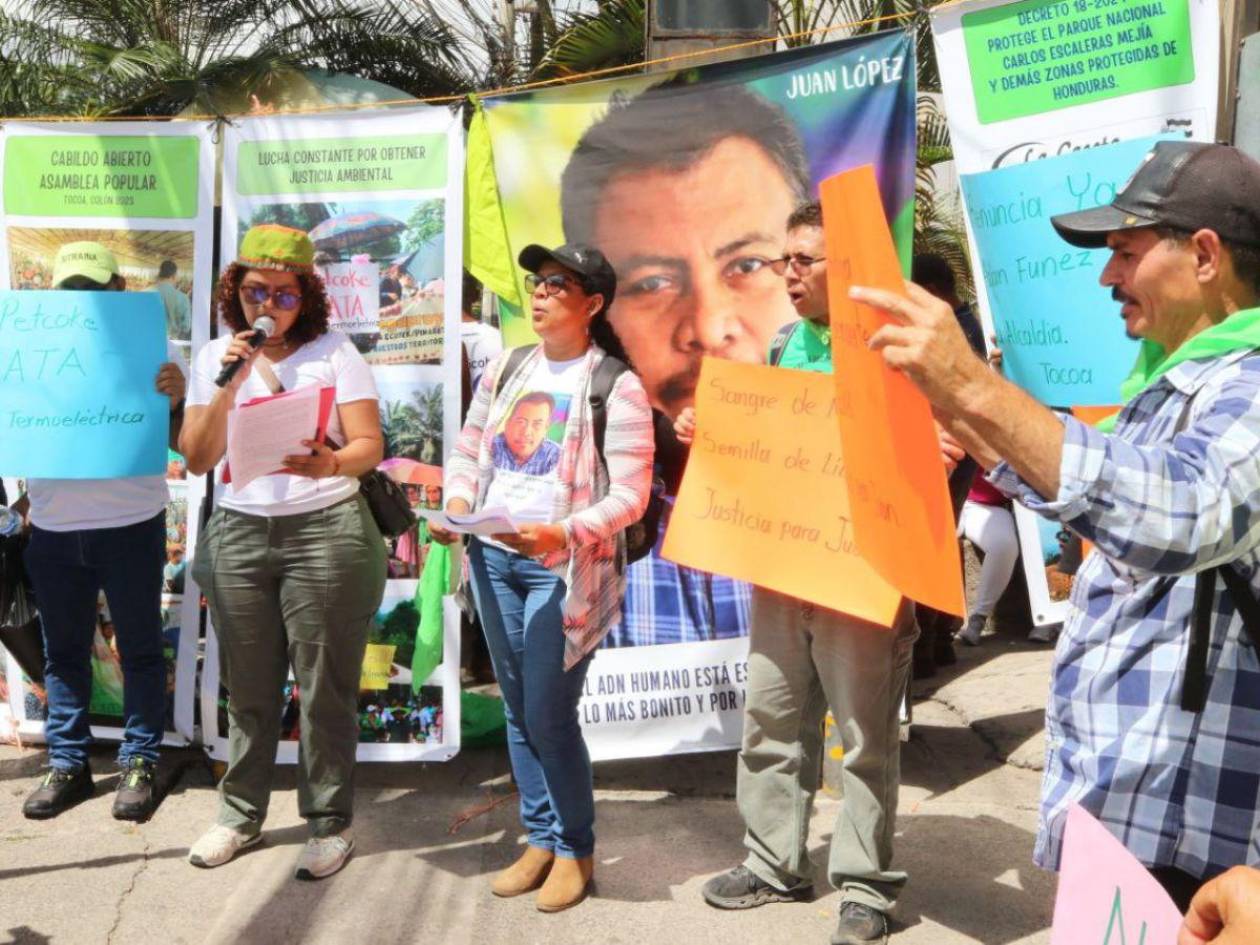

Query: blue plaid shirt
left=992, top=349, right=1260, bottom=880
left=602, top=498, right=751, bottom=647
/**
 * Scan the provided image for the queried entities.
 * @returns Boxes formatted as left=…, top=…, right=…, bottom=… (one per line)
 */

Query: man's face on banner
left=591, top=137, right=799, bottom=418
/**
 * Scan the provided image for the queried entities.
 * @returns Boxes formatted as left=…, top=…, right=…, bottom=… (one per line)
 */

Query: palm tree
left=0, top=0, right=473, bottom=117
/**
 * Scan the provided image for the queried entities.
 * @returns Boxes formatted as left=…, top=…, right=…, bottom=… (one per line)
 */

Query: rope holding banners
left=3, top=10, right=918, bottom=124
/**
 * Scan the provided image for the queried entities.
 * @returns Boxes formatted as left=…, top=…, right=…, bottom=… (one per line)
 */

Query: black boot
left=112, top=758, right=156, bottom=822
left=23, top=765, right=94, bottom=819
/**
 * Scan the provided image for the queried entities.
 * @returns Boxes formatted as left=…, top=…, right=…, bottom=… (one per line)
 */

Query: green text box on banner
left=962, top=0, right=1195, bottom=124
left=236, top=134, right=448, bottom=195
left=4, top=135, right=201, bottom=218
left=0, top=290, right=168, bottom=478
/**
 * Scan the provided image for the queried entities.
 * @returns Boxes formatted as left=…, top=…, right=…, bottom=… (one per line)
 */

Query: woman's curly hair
left=215, top=262, right=332, bottom=345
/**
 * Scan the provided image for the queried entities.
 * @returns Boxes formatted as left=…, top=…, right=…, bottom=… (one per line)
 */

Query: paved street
left=0, top=627, right=1056, bottom=945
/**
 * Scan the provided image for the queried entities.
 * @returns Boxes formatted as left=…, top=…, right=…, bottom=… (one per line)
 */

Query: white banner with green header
left=932, top=0, right=1220, bottom=628
left=932, top=0, right=1220, bottom=174
left=0, top=120, right=217, bottom=746
left=215, top=107, right=465, bottom=764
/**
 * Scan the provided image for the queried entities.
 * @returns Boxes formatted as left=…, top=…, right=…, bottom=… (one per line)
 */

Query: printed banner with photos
left=213, top=106, right=465, bottom=763
left=0, top=120, right=216, bottom=746
left=482, top=32, right=917, bottom=759
left=932, top=0, right=1220, bottom=627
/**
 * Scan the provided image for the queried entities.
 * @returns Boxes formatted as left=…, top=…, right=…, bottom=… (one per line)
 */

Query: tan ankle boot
left=491, top=846, right=554, bottom=898
left=536, top=855, right=594, bottom=912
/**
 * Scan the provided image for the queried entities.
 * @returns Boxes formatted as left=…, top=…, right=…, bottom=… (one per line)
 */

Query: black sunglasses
left=525, top=272, right=582, bottom=296
left=240, top=283, right=303, bottom=311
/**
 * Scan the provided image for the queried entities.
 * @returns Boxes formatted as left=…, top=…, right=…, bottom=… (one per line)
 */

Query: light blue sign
left=0, top=290, right=167, bottom=478
left=961, top=137, right=1173, bottom=406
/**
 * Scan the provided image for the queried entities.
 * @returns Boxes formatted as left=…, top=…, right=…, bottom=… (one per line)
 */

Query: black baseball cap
left=1051, top=141, right=1260, bottom=249
left=518, top=243, right=617, bottom=309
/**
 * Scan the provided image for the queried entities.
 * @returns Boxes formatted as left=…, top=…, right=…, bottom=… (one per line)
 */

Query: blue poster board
left=961, top=137, right=1173, bottom=406
left=0, top=290, right=168, bottom=478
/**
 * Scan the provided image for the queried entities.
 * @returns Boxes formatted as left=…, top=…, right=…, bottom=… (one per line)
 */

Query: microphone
left=215, top=315, right=276, bottom=388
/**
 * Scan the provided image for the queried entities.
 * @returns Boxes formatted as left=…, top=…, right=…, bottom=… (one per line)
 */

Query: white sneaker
left=295, top=829, right=355, bottom=880
left=188, top=824, right=261, bottom=868
left=958, top=613, right=986, bottom=646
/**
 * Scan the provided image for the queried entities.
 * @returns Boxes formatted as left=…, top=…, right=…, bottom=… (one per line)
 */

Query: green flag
left=464, top=96, right=521, bottom=307
left=411, top=540, right=452, bottom=693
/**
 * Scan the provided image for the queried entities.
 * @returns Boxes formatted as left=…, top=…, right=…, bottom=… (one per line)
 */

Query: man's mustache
left=1112, top=287, right=1134, bottom=305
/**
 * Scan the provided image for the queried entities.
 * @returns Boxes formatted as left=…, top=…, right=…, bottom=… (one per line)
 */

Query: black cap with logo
left=518, top=243, right=617, bottom=310
left=1051, top=141, right=1260, bottom=249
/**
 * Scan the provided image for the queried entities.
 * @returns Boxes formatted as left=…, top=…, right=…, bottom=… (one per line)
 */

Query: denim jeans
left=468, top=540, right=595, bottom=858
left=24, top=512, right=167, bottom=770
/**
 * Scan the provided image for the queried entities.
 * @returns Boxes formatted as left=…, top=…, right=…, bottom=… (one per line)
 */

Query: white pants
left=958, top=500, right=1019, bottom=618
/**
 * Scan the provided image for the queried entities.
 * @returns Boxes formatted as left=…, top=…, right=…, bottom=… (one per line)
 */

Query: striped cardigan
left=444, top=344, right=655, bottom=668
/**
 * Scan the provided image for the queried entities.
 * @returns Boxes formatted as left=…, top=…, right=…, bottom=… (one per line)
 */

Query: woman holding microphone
left=430, top=243, right=654, bottom=912
left=179, top=225, right=386, bottom=879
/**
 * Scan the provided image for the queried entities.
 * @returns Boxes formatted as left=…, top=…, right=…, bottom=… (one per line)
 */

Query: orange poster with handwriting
left=820, top=166, right=965, bottom=615
left=661, top=357, right=902, bottom=628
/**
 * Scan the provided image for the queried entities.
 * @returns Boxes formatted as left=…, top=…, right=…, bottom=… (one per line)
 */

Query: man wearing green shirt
left=676, top=202, right=918, bottom=945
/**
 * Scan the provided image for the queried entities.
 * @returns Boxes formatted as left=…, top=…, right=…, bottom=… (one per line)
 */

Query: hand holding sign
left=1179, top=866, right=1260, bottom=945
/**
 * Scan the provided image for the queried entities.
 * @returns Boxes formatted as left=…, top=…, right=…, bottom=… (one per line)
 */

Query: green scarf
left=1095, top=307, right=1260, bottom=432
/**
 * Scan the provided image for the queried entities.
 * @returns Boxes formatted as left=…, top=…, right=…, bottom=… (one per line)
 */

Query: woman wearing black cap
left=430, top=243, right=654, bottom=911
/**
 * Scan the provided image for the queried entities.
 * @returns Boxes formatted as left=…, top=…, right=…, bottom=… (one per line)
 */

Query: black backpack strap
left=1184, top=567, right=1216, bottom=712
left=1183, top=563, right=1260, bottom=712
left=768, top=321, right=802, bottom=367
left=1217, top=564, right=1260, bottom=649
left=494, top=344, right=537, bottom=400
left=589, top=355, right=630, bottom=464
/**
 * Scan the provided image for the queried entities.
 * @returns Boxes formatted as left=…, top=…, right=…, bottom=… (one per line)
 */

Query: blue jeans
left=24, top=512, right=167, bottom=770
left=468, top=540, right=595, bottom=858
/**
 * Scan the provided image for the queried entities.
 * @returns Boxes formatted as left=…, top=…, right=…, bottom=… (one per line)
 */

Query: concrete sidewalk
left=0, top=636, right=1055, bottom=945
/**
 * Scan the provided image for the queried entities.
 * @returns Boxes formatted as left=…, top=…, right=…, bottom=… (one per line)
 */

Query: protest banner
left=1051, top=804, right=1182, bottom=945
left=932, top=0, right=1220, bottom=175
left=481, top=32, right=917, bottom=758
left=0, top=290, right=166, bottom=478
left=932, top=0, right=1219, bottom=628
left=960, top=137, right=1170, bottom=404
left=0, top=120, right=217, bottom=745
left=663, top=358, right=902, bottom=627
left=216, top=106, right=464, bottom=763
left=820, top=166, right=965, bottom=616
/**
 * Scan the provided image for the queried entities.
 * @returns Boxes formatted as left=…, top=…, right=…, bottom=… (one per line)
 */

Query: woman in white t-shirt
left=430, top=243, right=654, bottom=912
left=178, top=225, right=386, bottom=880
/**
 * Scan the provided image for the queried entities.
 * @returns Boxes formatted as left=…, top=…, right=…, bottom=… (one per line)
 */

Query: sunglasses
left=525, top=272, right=581, bottom=296
left=240, top=283, right=303, bottom=311
left=769, top=254, right=826, bottom=275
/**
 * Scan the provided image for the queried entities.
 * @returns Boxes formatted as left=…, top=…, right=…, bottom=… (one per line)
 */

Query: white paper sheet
left=419, top=507, right=521, bottom=537
left=226, top=385, right=327, bottom=490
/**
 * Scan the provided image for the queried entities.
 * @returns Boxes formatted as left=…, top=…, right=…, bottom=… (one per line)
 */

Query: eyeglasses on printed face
left=525, top=272, right=581, bottom=296
left=239, top=284, right=303, bottom=310
left=769, top=254, right=827, bottom=275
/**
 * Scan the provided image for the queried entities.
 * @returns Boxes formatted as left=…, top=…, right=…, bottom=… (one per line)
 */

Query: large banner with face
left=0, top=120, right=216, bottom=746
left=932, top=0, right=1219, bottom=627
left=483, top=32, right=917, bottom=759
left=214, top=107, right=465, bottom=763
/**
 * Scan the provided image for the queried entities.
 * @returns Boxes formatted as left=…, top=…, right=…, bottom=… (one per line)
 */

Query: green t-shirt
left=770, top=318, right=832, bottom=374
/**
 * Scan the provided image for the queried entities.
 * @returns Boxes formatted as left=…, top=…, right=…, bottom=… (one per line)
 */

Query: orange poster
left=820, top=166, right=965, bottom=616
left=661, top=358, right=902, bottom=627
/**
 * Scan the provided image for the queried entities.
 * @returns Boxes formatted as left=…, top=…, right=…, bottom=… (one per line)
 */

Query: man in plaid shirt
left=854, top=141, right=1260, bottom=911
